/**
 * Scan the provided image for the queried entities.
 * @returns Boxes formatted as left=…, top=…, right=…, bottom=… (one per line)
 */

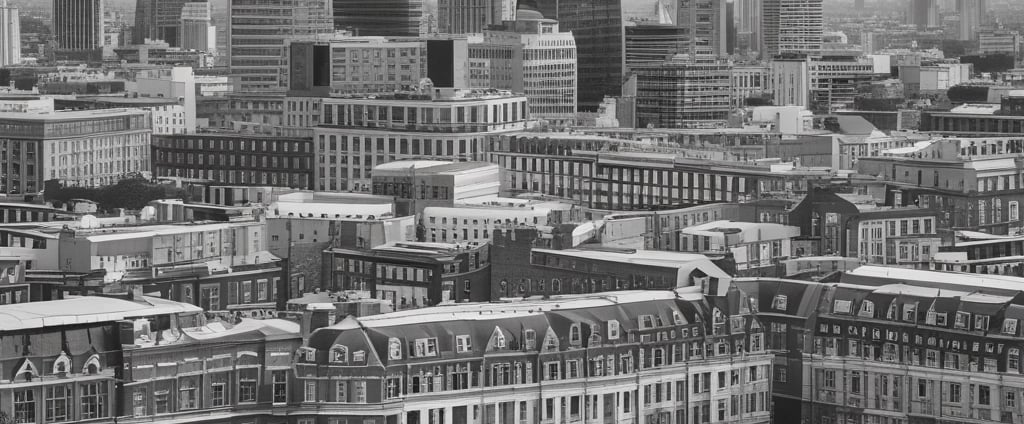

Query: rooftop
left=372, top=160, right=496, bottom=175
left=0, top=108, right=147, bottom=121
left=842, top=265, right=1024, bottom=295
left=0, top=296, right=202, bottom=331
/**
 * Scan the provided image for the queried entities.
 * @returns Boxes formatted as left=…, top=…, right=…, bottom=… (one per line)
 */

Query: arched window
left=53, top=353, right=72, bottom=376
left=82, top=355, right=101, bottom=375
left=330, top=344, right=348, bottom=364
left=569, top=324, right=581, bottom=345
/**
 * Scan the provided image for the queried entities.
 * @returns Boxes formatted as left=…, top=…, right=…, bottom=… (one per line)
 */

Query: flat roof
left=0, top=296, right=202, bottom=331
left=372, top=160, right=495, bottom=174
left=533, top=248, right=710, bottom=268
left=334, top=290, right=682, bottom=329
left=844, top=265, right=1024, bottom=294
left=0, top=108, right=147, bottom=121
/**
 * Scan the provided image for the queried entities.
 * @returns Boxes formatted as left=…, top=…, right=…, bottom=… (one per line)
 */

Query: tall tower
left=0, top=0, right=20, bottom=66
left=543, top=0, right=624, bottom=112
left=53, top=0, right=104, bottom=51
left=761, top=0, right=823, bottom=58
left=229, top=0, right=333, bottom=92
left=957, top=0, right=983, bottom=40
left=677, top=0, right=728, bottom=58
left=736, top=0, right=761, bottom=54
left=906, top=0, right=939, bottom=29
left=133, top=0, right=190, bottom=46
left=333, top=0, right=423, bottom=36
left=438, top=0, right=502, bottom=34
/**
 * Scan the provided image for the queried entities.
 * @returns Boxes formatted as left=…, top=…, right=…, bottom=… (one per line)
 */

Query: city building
left=421, top=202, right=561, bottom=244
left=179, top=2, right=216, bottom=53
left=632, top=56, right=732, bottom=129
left=371, top=160, right=500, bottom=216
left=52, top=0, right=104, bottom=58
left=771, top=57, right=811, bottom=108
left=491, top=225, right=736, bottom=298
left=0, top=108, right=152, bottom=192
left=133, top=0, right=189, bottom=46
left=323, top=241, right=491, bottom=308
left=0, top=296, right=205, bottom=424
left=676, top=0, right=728, bottom=58
left=761, top=0, right=824, bottom=58
left=931, top=233, right=1024, bottom=275
left=294, top=289, right=774, bottom=424
left=678, top=220, right=800, bottom=277
left=542, top=0, right=624, bottom=112
left=286, top=37, right=430, bottom=96
left=229, top=0, right=333, bottom=93
left=488, top=132, right=829, bottom=211
left=55, top=96, right=189, bottom=135
left=857, top=137, right=1024, bottom=234
left=731, top=65, right=771, bottom=108
left=313, top=90, right=527, bottom=192
left=130, top=66, right=198, bottom=134
left=979, top=30, right=1021, bottom=59
left=735, top=0, right=762, bottom=54
left=851, top=208, right=944, bottom=266
left=957, top=0, right=985, bottom=40
left=151, top=132, right=315, bottom=189
left=906, top=0, right=940, bottom=29
left=332, top=0, right=423, bottom=37
left=438, top=0, right=501, bottom=34
left=624, top=23, right=691, bottom=69
left=808, top=55, right=879, bottom=113
left=0, top=0, right=19, bottom=67
left=486, top=3, right=578, bottom=123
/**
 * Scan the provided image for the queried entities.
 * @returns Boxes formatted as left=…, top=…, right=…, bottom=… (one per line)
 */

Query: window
left=456, top=335, right=472, bottom=353
left=833, top=300, right=852, bottom=314
left=335, top=381, right=347, bottom=402
left=330, top=345, right=348, bottom=363
left=903, top=303, right=916, bottom=322
left=239, top=370, right=258, bottom=403
left=412, top=338, right=438, bottom=357
left=955, top=312, right=970, bottom=329
left=569, top=324, right=581, bottom=345
left=385, top=377, right=402, bottom=399
left=859, top=300, right=874, bottom=317
left=850, top=371, right=861, bottom=394
left=178, top=379, right=198, bottom=410
left=45, top=384, right=70, bottom=422
left=305, top=381, right=317, bottom=402
left=1008, top=391, right=1017, bottom=409
left=979, top=385, right=991, bottom=406
left=211, top=384, right=225, bottom=407
left=976, top=314, right=990, bottom=331
left=80, top=382, right=106, bottom=419
left=1010, top=348, right=1021, bottom=372
left=132, top=389, right=147, bottom=416
left=273, top=371, right=288, bottom=403
left=14, top=389, right=35, bottom=423
left=926, top=349, right=938, bottom=367
left=772, top=295, right=787, bottom=311
left=823, top=370, right=836, bottom=389
left=1004, top=319, right=1018, bottom=335
left=607, top=321, right=620, bottom=339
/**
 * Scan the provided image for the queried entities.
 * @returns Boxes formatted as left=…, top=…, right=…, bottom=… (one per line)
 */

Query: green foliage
left=44, top=176, right=189, bottom=212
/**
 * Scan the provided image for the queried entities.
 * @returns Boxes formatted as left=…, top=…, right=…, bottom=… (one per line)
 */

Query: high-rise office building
left=53, top=0, right=104, bottom=51
left=957, top=0, right=984, bottom=40
left=133, top=0, right=189, bottom=46
left=735, top=0, right=761, bottom=54
left=229, top=0, right=333, bottom=93
left=677, top=0, right=728, bottom=57
left=0, top=0, right=19, bottom=66
left=540, top=0, right=623, bottom=112
left=906, top=0, right=939, bottom=29
left=504, top=2, right=577, bottom=122
left=180, top=2, right=215, bottom=52
left=633, top=56, right=732, bottom=129
left=333, top=0, right=423, bottom=36
left=761, top=0, right=823, bottom=58
left=438, top=0, right=501, bottom=34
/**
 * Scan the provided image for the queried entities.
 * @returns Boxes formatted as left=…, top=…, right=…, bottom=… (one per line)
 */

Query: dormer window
left=935, top=312, right=948, bottom=326
left=607, top=321, right=620, bottom=340
left=330, top=345, right=348, bottom=364
left=524, top=329, right=536, bottom=349
left=588, top=324, right=602, bottom=346
left=976, top=315, right=990, bottom=331
left=955, top=312, right=970, bottom=329
left=772, top=295, right=787, bottom=311
left=53, top=353, right=71, bottom=376
left=302, top=348, right=316, bottom=362
left=886, top=303, right=897, bottom=320
left=672, top=311, right=684, bottom=325
left=833, top=300, right=852, bottom=314
left=493, top=327, right=508, bottom=349
left=903, top=304, right=917, bottom=322
left=1004, top=319, right=1018, bottom=335
left=353, top=351, right=366, bottom=362
left=569, top=324, right=582, bottom=345
left=859, top=300, right=874, bottom=317
left=456, top=335, right=472, bottom=353
left=388, top=338, right=402, bottom=360
left=639, top=315, right=656, bottom=330
left=412, top=338, right=439, bottom=357
left=713, top=308, right=725, bottom=325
